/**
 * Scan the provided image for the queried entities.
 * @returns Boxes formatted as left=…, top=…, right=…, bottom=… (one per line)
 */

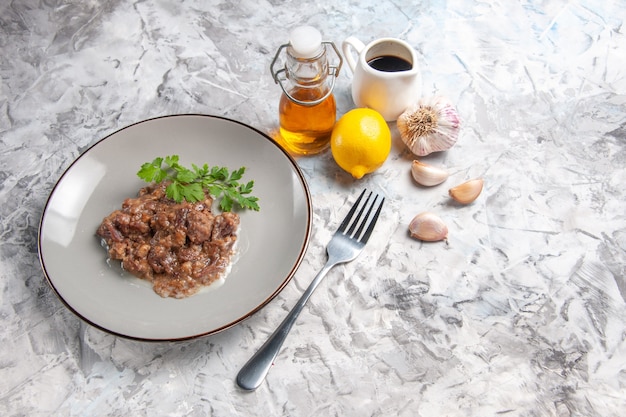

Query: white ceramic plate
left=38, top=115, right=312, bottom=341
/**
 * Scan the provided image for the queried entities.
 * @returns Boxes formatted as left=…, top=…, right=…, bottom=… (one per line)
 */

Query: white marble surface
left=1, top=0, right=625, bottom=415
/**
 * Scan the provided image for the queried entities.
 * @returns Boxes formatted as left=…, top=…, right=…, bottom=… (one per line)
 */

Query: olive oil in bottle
left=271, top=26, right=342, bottom=155
left=278, top=86, right=336, bottom=155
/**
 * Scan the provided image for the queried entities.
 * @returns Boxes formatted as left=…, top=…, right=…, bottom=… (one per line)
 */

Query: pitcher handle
left=342, top=36, right=365, bottom=74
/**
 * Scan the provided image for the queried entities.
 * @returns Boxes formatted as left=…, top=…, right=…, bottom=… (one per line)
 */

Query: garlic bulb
left=411, top=160, right=449, bottom=186
left=397, top=96, right=461, bottom=156
left=409, top=212, right=448, bottom=242
left=448, top=178, right=484, bottom=204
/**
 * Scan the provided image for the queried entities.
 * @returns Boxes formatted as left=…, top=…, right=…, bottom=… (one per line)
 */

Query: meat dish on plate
left=96, top=181, right=240, bottom=299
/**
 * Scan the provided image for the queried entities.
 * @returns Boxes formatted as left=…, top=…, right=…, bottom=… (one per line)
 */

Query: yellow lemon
left=330, top=108, right=391, bottom=179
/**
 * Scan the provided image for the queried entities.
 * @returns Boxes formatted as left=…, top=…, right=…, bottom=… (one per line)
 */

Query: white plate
left=38, top=115, right=311, bottom=341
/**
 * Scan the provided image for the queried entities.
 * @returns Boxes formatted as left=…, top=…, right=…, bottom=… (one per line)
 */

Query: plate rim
left=37, top=113, right=312, bottom=342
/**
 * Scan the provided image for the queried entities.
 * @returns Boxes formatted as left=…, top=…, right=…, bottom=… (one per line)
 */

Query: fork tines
left=338, top=189, right=384, bottom=244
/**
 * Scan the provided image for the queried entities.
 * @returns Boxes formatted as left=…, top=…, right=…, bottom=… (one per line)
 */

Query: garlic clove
left=411, top=160, right=449, bottom=186
left=397, top=96, right=461, bottom=156
left=409, top=212, right=448, bottom=242
left=448, top=178, right=484, bottom=204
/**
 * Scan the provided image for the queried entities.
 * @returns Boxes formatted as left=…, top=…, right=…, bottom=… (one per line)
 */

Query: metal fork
left=236, top=189, right=384, bottom=391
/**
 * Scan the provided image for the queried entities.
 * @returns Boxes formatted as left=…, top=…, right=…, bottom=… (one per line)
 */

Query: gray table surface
left=1, top=0, right=625, bottom=416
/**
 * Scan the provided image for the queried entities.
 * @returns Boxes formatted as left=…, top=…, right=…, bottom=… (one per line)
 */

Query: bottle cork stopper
left=289, top=26, right=323, bottom=58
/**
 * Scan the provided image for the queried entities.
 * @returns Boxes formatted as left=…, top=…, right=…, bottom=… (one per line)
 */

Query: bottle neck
left=285, top=46, right=329, bottom=87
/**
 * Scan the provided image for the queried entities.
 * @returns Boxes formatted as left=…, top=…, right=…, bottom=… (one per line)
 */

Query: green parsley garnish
left=137, top=155, right=260, bottom=212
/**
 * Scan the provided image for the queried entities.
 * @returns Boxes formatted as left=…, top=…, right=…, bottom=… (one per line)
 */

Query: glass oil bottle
left=270, top=26, right=342, bottom=155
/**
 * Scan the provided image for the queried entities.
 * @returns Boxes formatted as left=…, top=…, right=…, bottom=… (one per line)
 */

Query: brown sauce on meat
left=96, top=182, right=240, bottom=298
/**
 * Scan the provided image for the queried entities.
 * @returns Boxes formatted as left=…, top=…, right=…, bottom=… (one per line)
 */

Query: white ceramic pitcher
left=342, top=36, right=421, bottom=121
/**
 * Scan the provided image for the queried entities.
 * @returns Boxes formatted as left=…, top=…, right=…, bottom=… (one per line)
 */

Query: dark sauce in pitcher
left=367, top=55, right=412, bottom=72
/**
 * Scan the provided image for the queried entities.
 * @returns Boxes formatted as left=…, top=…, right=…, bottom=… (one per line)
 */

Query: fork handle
left=236, top=259, right=337, bottom=391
